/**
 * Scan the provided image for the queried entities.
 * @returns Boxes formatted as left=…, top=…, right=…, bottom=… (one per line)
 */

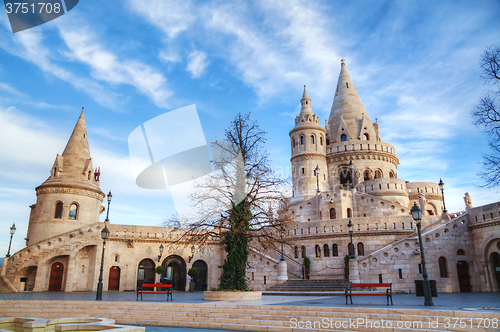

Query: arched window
left=320, top=137, right=323, bottom=145
left=341, top=134, right=347, bottom=142
left=311, top=135, right=315, bottom=144
left=374, top=170, right=382, bottom=179
left=294, top=246, right=299, bottom=258
left=332, top=244, right=338, bottom=257
left=389, top=171, right=395, bottom=178
left=53, top=167, right=57, bottom=177
left=293, top=138, right=296, bottom=147
left=88, top=171, right=91, bottom=180
left=457, top=249, right=465, bottom=256
left=348, top=243, right=355, bottom=256
left=300, top=136, right=304, bottom=145
left=363, top=133, right=369, bottom=140
left=330, top=208, right=336, bottom=219
left=323, top=244, right=330, bottom=257
left=347, top=208, right=352, bottom=218
left=339, top=168, right=352, bottom=188
left=301, top=245, right=306, bottom=258
left=55, top=202, right=63, bottom=219
left=438, top=257, right=448, bottom=277
left=315, top=245, right=321, bottom=257
left=357, top=242, right=364, bottom=256
left=326, top=139, right=330, bottom=145
left=363, top=170, right=370, bottom=181
left=69, top=203, right=78, bottom=220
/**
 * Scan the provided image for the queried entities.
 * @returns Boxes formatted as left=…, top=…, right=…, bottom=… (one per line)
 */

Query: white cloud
left=186, top=50, right=208, bottom=78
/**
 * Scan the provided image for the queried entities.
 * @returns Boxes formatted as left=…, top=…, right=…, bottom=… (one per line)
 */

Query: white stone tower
left=289, top=86, right=329, bottom=205
left=26, top=109, right=105, bottom=246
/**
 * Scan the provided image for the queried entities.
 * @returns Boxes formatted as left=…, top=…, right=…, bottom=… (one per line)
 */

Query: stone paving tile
left=0, top=291, right=499, bottom=313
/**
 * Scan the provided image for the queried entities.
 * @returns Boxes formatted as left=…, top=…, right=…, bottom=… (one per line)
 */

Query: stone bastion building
left=1, top=60, right=500, bottom=294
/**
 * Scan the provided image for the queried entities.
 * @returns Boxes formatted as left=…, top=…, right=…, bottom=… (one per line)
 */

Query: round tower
left=289, top=86, right=328, bottom=203
left=26, top=109, right=105, bottom=246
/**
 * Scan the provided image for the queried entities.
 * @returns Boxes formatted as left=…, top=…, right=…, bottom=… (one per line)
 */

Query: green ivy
left=218, top=200, right=251, bottom=291
left=303, top=256, right=311, bottom=278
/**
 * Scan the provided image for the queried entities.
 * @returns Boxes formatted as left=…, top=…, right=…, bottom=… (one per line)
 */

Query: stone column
left=278, top=260, right=288, bottom=283
left=349, top=258, right=360, bottom=283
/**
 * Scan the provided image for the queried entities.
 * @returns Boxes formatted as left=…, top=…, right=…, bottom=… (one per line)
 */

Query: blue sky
left=1, top=0, right=500, bottom=255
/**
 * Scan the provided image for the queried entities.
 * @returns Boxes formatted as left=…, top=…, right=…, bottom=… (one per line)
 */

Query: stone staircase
left=265, top=278, right=351, bottom=295
left=0, top=300, right=498, bottom=331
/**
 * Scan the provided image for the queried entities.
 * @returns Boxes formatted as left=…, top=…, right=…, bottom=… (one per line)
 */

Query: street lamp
left=314, top=165, right=320, bottom=193
left=5, top=223, right=16, bottom=257
left=411, top=202, right=434, bottom=306
left=158, top=244, right=164, bottom=262
left=438, top=179, right=447, bottom=213
left=188, top=245, right=195, bottom=263
left=104, top=191, right=112, bottom=222
left=96, top=224, right=110, bottom=300
left=348, top=219, right=355, bottom=259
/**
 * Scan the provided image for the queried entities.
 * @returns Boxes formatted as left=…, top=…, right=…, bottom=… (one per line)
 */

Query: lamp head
left=348, top=219, right=353, bottom=232
left=438, top=179, right=444, bottom=190
left=191, top=246, right=195, bottom=254
left=101, top=225, right=110, bottom=240
left=159, top=244, right=164, bottom=254
left=410, top=202, right=422, bottom=221
left=107, top=191, right=112, bottom=202
left=10, top=223, right=16, bottom=235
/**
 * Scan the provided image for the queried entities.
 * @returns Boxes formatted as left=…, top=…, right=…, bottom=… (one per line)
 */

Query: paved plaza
left=0, top=291, right=499, bottom=313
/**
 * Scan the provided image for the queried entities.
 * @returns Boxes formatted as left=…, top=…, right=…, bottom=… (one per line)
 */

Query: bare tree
left=165, top=113, right=296, bottom=290
left=472, top=44, right=500, bottom=188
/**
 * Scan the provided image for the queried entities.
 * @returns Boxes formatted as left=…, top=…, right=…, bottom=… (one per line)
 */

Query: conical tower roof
left=299, top=85, right=313, bottom=115
left=61, top=108, right=91, bottom=175
left=328, top=59, right=375, bottom=141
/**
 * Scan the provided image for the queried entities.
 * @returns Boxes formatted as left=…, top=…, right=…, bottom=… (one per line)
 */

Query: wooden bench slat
left=345, top=282, right=393, bottom=306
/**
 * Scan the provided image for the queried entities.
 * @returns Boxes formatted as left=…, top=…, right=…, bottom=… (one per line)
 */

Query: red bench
left=137, top=283, right=173, bottom=301
left=345, top=283, right=393, bottom=306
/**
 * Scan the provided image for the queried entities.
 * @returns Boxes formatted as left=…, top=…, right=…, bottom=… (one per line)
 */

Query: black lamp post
left=158, top=244, right=164, bottom=262
left=5, top=223, right=16, bottom=257
left=348, top=219, right=355, bottom=259
left=104, top=191, right=112, bottom=222
left=438, top=179, right=447, bottom=213
left=96, top=225, right=110, bottom=300
left=188, top=245, right=195, bottom=263
left=411, top=202, right=434, bottom=306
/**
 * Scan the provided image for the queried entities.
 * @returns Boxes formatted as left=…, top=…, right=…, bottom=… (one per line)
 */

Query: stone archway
left=137, top=258, right=155, bottom=291
left=162, top=255, right=186, bottom=291
left=490, top=252, right=500, bottom=291
left=192, top=260, right=208, bottom=291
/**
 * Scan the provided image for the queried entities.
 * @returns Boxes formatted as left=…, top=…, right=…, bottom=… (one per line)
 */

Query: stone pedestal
left=349, top=258, right=360, bottom=283
left=277, top=260, right=288, bottom=282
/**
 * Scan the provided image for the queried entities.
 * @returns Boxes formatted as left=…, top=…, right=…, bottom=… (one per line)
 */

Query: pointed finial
left=82, top=106, right=84, bottom=111
left=341, top=59, right=345, bottom=66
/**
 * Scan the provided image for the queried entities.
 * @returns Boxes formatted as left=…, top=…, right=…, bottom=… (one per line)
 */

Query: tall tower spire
left=61, top=107, right=92, bottom=178
left=328, top=59, right=377, bottom=142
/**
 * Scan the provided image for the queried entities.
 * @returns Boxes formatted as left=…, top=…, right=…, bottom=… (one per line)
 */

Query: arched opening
left=192, top=260, right=208, bottom=291
left=320, top=136, right=323, bottom=145
left=457, top=249, right=465, bottom=256
left=347, top=208, right=352, bottom=218
left=49, top=262, right=64, bottom=291
left=162, top=255, right=187, bottom=291
left=339, top=168, right=352, bottom=188
left=53, top=167, right=57, bottom=177
left=137, top=258, right=155, bottom=291
left=332, top=244, right=338, bottom=257
left=292, top=138, right=296, bottom=147
left=363, top=133, right=369, bottom=140
left=330, top=208, right=336, bottom=219
left=363, top=170, right=370, bottom=181
left=389, top=171, right=395, bottom=178
left=69, top=203, right=78, bottom=220
left=490, top=252, right=500, bottom=291
left=311, top=135, right=315, bottom=144
left=300, top=136, right=304, bottom=145
left=315, top=245, right=321, bottom=257
left=357, top=242, right=364, bottom=256
left=301, top=246, right=306, bottom=258
left=324, top=244, right=330, bottom=257
left=54, top=202, right=63, bottom=219
left=294, top=246, right=298, bottom=258
left=457, top=261, right=472, bottom=292
left=341, top=134, right=347, bottom=142
left=374, top=170, right=382, bottom=179
left=348, top=243, right=355, bottom=256
left=108, top=266, right=120, bottom=291
left=439, top=257, right=448, bottom=277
